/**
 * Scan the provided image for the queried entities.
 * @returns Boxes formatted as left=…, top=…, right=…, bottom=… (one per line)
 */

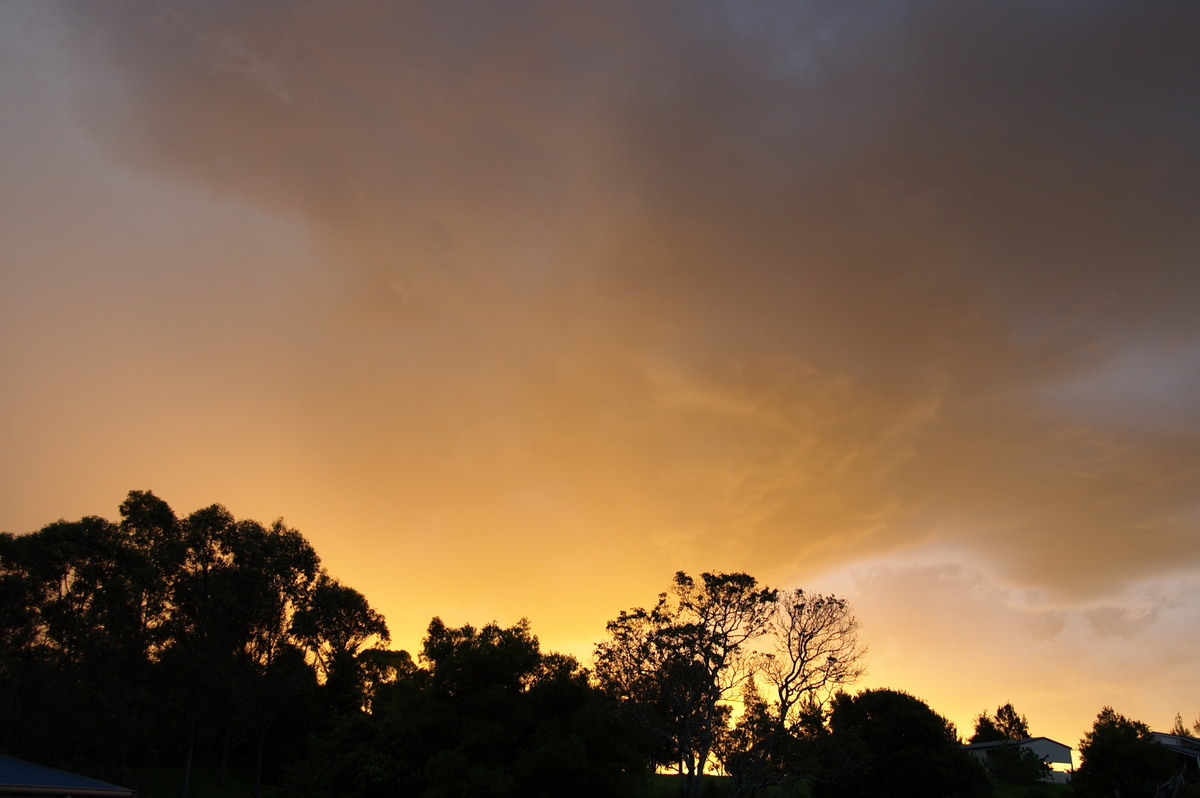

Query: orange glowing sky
left=3, top=1, right=1199, bottom=752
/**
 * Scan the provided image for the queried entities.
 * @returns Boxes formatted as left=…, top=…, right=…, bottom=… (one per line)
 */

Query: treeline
left=0, top=491, right=390, bottom=796
left=1, top=492, right=1196, bottom=798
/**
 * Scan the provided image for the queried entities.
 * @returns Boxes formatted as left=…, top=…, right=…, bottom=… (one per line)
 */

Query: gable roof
left=1151, top=732, right=1200, bottom=765
left=962, top=736, right=1073, bottom=765
left=0, top=755, right=135, bottom=797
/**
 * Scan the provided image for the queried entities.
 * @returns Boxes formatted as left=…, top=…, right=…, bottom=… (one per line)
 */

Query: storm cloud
left=3, top=0, right=1199, bottom=743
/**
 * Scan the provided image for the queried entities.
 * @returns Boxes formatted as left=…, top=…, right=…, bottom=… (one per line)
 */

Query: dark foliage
left=1073, top=707, right=1179, bottom=798
left=981, top=744, right=1051, bottom=787
left=282, top=618, right=650, bottom=798
left=969, top=703, right=1050, bottom=786
left=5, top=495, right=1065, bottom=798
left=593, top=571, right=781, bottom=798
left=970, top=703, right=1030, bottom=745
left=816, top=688, right=991, bottom=798
left=0, top=491, right=386, bottom=796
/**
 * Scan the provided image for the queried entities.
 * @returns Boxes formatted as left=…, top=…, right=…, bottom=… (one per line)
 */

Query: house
left=0, top=755, right=135, bottom=797
left=963, top=736, right=1074, bottom=784
left=1151, top=732, right=1200, bottom=774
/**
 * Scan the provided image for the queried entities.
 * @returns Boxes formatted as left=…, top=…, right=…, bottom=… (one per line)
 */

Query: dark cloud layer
left=37, top=0, right=1200, bottom=594
left=4, top=0, right=1200, bottom=738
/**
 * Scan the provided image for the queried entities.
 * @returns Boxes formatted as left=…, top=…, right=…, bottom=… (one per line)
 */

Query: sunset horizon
left=3, top=0, right=1199, bottom=767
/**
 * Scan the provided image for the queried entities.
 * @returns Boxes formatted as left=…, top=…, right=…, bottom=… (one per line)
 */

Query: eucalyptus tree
left=0, top=515, right=153, bottom=767
left=157, top=503, right=329, bottom=795
left=118, top=489, right=182, bottom=655
left=291, top=572, right=389, bottom=714
left=594, top=571, right=778, bottom=798
left=1, top=490, right=390, bottom=796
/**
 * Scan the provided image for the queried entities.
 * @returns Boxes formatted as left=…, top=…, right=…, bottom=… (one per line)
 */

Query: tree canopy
left=14, top=491, right=1187, bottom=798
left=968, top=702, right=1050, bottom=786
left=594, top=571, right=871, bottom=798
left=1073, top=707, right=1180, bottom=798
left=284, top=617, right=649, bottom=798
left=970, top=702, right=1030, bottom=744
left=819, top=688, right=990, bottom=798
left=1171, top=712, right=1200, bottom=739
left=0, top=491, right=649, bottom=797
left=594, top=570, right=778, bottom=796
left=0, top=491, right=387, bottom=797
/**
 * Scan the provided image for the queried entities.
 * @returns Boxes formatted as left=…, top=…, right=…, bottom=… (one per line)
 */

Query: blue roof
left=0, top=755, right=135, bottom=796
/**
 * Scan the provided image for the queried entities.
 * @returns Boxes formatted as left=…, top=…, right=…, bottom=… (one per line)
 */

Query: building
left=1151, top=732, right=1200, bottom=774
left=0, top=755, right=135, bottom=797
left=963, top=736, right=1074, bottom=784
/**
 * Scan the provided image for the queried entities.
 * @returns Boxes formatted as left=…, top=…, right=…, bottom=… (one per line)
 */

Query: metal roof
left=962, top=736, right=1070, bottom=751
left=961, top=736, right=1073, bottom=765
left=0, top=755, right=135, bottom=797
left=1151, top=732, right=1200, bottom=765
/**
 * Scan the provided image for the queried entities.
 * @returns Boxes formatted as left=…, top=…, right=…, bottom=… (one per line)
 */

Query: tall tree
left=717, top=676, right=792, bottom=798
left=0, top=516, right=153, bottom=769
left=993, top=703, right=1029, bottom=740
left=158, top=503, right=245, bottom=797
left=969, top=702, right=1029, bottom=744
left=292, top=572, right=389, bottom=714
left=969, top=713, right=1004, bottom=745
left=718, top=590, right=866, bottom=797
left=216, top=518, right=320, bottom=796
left=118, top=489, right=182, bottom=656
left=1073, top=707, right=1178, bottom=798
left=1169, top=712, right=1200, bottom=738
left=968, top=703, right=1048, bottom=786
left=594, top=571, right=777, bottom=798
left=759, top=590, right=867, bottom=729
left=0, top=490, right=390, bottom=796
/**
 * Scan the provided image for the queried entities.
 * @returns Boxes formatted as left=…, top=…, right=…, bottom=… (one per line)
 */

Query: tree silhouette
left=722, top=589, right=866, bottom=796
left=292, top=573, right=389, bottom=715
left=0, top=490, right=388, bottom=796
left=1170, top=711, right=1200, bottom=738
left=819, top=688, right=990, bottom=798
left=760, top=590, right=867, bottom=729
left=594, top=571, right=777, bottom=798
left=0, top=516, right=157, bottom=771
left=970, top=702, right=1031, bottom=744
left=1074, top=707, right=1178, bottom=798
left=285, top=617, right=648, bottom=798
left=967, top=702, right=1048, bottom=786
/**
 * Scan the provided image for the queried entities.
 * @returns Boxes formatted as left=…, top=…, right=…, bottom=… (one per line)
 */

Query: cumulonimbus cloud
left=21, top=0, right=1200, bottom=609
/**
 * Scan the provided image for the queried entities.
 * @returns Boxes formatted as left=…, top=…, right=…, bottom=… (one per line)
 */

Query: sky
left=2, top=0, right=1199, bottom=752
